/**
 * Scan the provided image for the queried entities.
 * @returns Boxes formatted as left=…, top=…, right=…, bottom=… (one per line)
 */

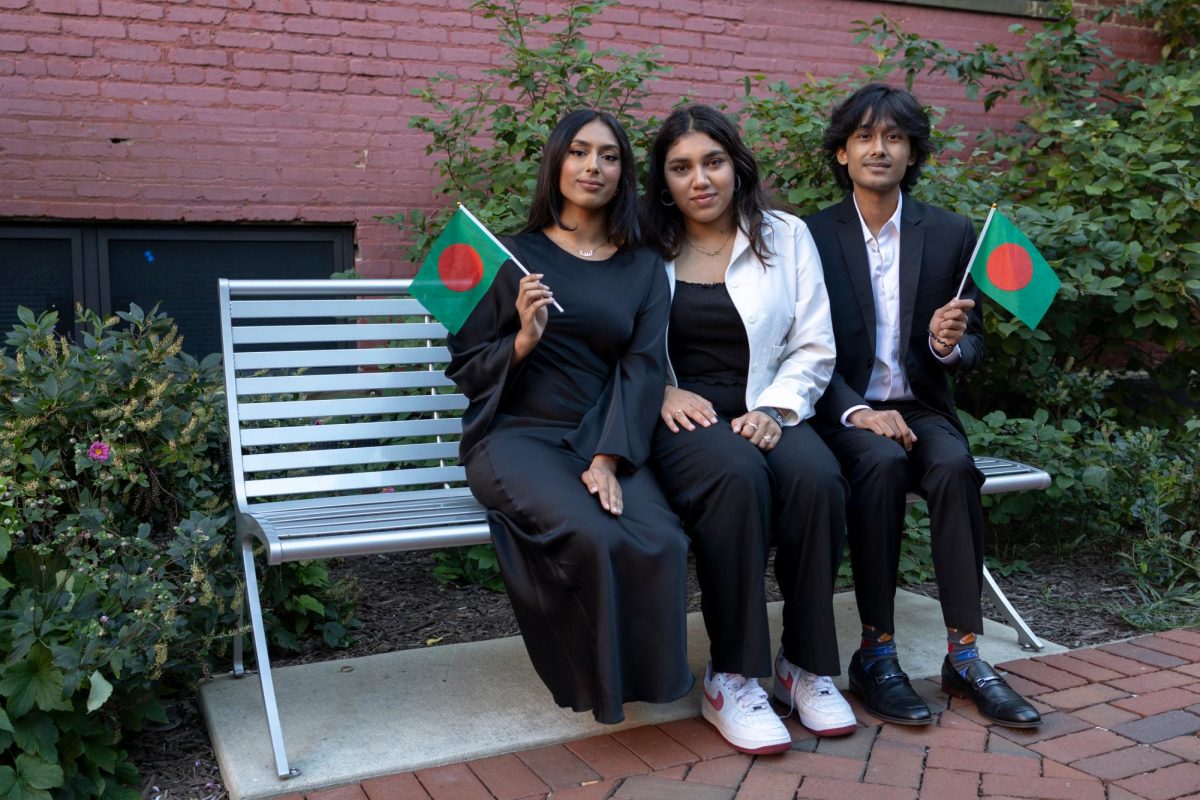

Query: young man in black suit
left=805, top=83, right=1040, bottom=728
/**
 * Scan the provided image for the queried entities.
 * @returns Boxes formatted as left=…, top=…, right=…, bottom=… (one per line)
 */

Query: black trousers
left=820, top=402, right=986, bottom=636
left=652, top=407, right=847, bottom=678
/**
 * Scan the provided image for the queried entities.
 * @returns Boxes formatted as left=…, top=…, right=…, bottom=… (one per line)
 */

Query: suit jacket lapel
left=898, top=196, right=924, bottom=361
left=835, top=195, right=876, bottom=357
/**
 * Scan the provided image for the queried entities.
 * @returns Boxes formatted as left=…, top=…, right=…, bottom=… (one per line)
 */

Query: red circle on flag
left=986, top=243, right=1034, bottom=291
left=438, top=244, right=484, bottom=292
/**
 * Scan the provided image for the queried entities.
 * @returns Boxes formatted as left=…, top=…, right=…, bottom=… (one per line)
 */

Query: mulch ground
left=129, top=547, right=1143, bottom=799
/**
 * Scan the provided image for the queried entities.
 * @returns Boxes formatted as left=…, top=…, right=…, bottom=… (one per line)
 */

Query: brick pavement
left=277, top=629, right=1200, bottom=800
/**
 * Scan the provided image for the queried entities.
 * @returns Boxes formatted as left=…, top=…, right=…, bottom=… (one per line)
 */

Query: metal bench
left=217, top=278, right=1049, bottom=780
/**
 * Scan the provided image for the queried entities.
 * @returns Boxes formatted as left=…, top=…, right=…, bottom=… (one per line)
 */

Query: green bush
left=855, top=0, right=1200, bottom=420
left=0, top=307, right=355, bottom=799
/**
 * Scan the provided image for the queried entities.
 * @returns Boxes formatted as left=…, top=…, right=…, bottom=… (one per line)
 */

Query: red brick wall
left=0, top=0, right=1158, bottom=276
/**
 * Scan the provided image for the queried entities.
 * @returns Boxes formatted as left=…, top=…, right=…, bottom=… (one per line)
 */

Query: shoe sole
left=701, top=705, right=792, bottom=755
left=940, top=681, right=1042, bottom=729
left=771, top=681, right=859, bottom=737
left=847, top=679, right=933, bottom=726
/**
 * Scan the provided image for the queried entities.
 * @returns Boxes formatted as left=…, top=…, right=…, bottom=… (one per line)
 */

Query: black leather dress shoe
left=847, top=649, right=933, bottom=725
left=941, top=656, right=1042, bottom=728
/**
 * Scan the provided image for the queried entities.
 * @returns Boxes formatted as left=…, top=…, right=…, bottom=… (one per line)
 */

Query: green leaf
left=0, top=769, right=15, bottom=799
left=86, top=671, right=113, bottom=714
left=1081, top=465, right=1108, bottom=487
left=0, top=646, right=67, bottom=716
left=14, top=754, right=64, bottom=791
left=295, top=594, right=326, bottom=616
left=12, top=713, right=58, bottom=763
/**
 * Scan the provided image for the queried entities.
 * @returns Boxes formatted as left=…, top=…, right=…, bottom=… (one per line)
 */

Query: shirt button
left=729, top=279, right=740, bottom=288
left=747, top=314, right=757, bottom=323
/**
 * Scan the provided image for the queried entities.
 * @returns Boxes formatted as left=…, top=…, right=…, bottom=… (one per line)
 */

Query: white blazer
left=665, top=210, right=836, bottom=425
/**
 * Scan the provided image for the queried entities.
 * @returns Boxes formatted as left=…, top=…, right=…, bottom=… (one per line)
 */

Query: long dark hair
left=521, top=109, right=640, bottom=249
left=822, top=83, right=936, bottom=193
left=641, top=104, right=773, bottom=264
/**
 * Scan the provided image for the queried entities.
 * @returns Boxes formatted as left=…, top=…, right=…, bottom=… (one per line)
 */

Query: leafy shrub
left=963, top=408, right=1199, bottom=627
left=0, top=306, right=355, bottom=799
left=856, top=0, right=1200, bottom=420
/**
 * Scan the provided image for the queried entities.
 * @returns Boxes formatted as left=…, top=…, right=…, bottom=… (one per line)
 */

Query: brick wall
left=0, top=0, right=1159, bottom=276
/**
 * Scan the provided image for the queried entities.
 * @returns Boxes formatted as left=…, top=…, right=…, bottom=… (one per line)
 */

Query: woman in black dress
left=643, top=105, right=856, bottom=750
left=446, top=109, right=693, bottom=724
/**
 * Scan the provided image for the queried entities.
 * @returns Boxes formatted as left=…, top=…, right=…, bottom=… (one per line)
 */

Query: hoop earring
left=660, top=189, right=675, bottom=207
left=735, top=175, right=742, bottom=192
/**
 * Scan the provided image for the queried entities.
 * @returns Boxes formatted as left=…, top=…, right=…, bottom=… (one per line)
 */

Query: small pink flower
left=87, top=441, right=111, bottom=462
left=99, top=615, right=109, bottom=625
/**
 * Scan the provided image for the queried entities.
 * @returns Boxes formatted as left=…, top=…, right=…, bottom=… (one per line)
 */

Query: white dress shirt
left=841, top=194, right=959, bottom=426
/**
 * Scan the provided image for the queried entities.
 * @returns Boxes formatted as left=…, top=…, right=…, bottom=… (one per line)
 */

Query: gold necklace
left=686, top=228, right=735, bottom=257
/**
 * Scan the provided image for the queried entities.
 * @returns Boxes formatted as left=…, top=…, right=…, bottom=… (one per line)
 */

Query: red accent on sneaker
left=776, top=663, right=794, bottom=695
left=703, top=685, right=724, bottom=711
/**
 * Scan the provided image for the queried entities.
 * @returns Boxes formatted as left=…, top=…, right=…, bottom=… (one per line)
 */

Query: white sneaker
left=701, top=662, right=792, bottom=754
left=773, top=649, right=857, bottom=737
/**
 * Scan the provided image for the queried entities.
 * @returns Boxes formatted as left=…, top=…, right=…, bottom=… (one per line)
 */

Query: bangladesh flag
left=967, top=208, right=1061, bottom=329
left=410, top=205, right=512, bottom=334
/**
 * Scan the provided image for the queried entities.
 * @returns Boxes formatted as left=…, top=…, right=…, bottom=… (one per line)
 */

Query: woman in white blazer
left=642, top=105, right=856, bottom=752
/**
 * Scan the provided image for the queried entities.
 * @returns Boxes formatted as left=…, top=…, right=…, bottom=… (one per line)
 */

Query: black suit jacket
left=805, top=193, right=983, bottom=435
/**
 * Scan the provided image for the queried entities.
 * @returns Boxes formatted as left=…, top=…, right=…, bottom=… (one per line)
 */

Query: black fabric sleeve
left=564, top=256, right=670, bottom=471
left=445, top=258, right=522, bottom=460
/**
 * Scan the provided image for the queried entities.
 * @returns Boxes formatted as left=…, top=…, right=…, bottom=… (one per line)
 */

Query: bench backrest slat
left=240, top=417, right=464, bottom=447
left=232, top=321, right=448, bottom=345
left=245, top=465, right=466, bottom=499
left=243, top=441, right=460, bottom=472
left=233, top=345, right=449, bottom=371
left=237, top=393, right=466, bottom=421
left=219, top=278, right=470, bottom=516
left=230, top=297, right=430, bottom=318
left=235, top=369, right=455, bottom=396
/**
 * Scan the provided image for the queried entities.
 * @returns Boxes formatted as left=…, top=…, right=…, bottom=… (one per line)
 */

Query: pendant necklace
left=686, top=227, right=735, bottom=257
left=577, top=247, right=596, bottom=258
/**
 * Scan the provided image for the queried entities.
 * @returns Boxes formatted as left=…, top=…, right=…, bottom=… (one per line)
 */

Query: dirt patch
left=130, top=547, right=1141, bottom=799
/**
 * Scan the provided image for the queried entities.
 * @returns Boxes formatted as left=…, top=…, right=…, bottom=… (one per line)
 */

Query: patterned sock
left=859, top=626, right=896, bottom=669
left=948, top=629, right=981, bottom=678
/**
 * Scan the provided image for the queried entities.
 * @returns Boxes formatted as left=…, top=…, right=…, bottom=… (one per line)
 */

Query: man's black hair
left=822, top=83, right=937, bottom=192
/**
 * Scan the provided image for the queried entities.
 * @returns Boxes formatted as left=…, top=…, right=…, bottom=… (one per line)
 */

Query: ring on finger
left=745, top=422, right=759, bottom=431
left=673, top=409, right=685, bottom=418
left=763, top=434, right=773, bottom=444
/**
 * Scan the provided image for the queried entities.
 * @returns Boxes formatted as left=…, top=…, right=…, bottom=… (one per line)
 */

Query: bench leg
left=982, top=564, right=1044, bottom=651
left=240, top=537, right=301, bottom=779
left=233, top=575, right=246, bottom=678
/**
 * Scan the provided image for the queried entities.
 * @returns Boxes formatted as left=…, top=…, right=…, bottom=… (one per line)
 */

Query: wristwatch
left=754, top=406, right=785, bottom=427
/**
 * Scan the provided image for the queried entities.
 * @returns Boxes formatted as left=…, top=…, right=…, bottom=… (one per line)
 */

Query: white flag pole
left=457, top=203, right=564, bottom=313
left=955, top=203, right=998, bottom=300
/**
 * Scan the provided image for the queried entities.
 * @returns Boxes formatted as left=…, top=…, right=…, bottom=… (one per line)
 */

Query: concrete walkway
left=277, top=628, right=1200, bottom=800
left=202, top=589, right=1062, bottom=800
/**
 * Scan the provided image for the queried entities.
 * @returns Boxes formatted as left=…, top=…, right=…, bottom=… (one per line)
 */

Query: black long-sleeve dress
left=446, top=231, right=693, bottom=724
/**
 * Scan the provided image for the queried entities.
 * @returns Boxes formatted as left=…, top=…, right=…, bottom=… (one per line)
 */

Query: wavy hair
left=822, top=83, right=936, bottom=193
left=641, top=104, right=773, bottom=265
left=521, top=109, right=640, bottom=249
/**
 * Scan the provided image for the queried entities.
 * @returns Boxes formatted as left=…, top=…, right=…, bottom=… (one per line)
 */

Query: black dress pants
left=652, top=412, right=847, bottom=678
left=820, top=402, right=986, bottom=635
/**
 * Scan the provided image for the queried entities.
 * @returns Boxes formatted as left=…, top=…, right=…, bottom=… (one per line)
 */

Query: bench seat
left=218, top=278, right=1050, bottom=780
